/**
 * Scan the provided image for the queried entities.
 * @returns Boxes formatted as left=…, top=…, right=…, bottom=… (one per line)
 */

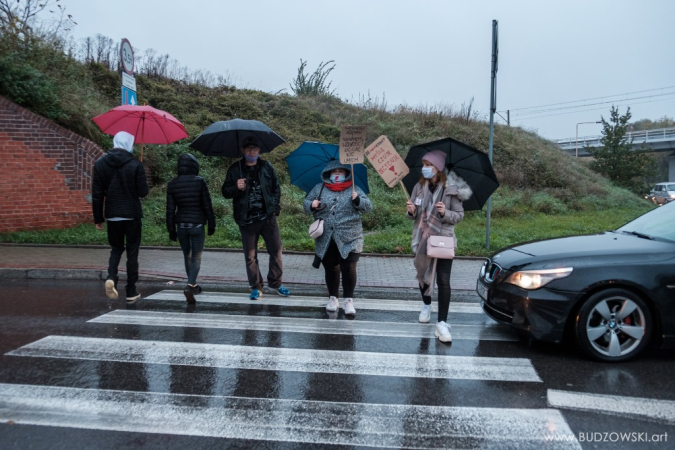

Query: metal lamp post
left=575, top=121, right=601, bottom=157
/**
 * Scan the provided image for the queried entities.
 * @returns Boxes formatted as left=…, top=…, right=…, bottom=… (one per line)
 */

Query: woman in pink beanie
left=405, top=149, right=472, bottom=343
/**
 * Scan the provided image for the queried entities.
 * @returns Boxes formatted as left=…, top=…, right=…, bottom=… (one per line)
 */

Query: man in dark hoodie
left=222, top=135, right=290, bottom=300
left=166, top=153, right=216, bottom=304
left=92, top=131, right=149, bottom=303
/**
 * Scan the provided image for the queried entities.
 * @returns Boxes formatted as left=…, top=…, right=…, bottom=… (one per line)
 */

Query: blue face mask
left=331, top=174, right=346, bottom=183
left=244, top=154, right=259, bottom=163
left=421, top=167, right=436, bottom=179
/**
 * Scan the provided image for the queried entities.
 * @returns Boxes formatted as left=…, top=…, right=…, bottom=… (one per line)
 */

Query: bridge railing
left=556, top=127, right=675, bottom=150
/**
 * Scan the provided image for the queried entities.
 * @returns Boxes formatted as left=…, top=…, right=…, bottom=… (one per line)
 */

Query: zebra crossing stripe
left=88, top=310, right=517, bottom=341
left=548, top=389, right=675, bottom=424
left=0, top=383, right=579, bottom=449
left=7, top=336, right=542, bottom=382
left=145, top=290, right=484, bottom=314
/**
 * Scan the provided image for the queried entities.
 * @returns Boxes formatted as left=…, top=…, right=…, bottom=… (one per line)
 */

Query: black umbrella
left=189, top=118, right=285, bottom=157
left=402, top=137, right=499, bottom=211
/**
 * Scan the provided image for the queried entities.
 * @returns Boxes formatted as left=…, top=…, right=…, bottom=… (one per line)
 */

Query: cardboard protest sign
left=364, top=135, right=409, bottom=188
left=339, top=125, right=367, bottom=165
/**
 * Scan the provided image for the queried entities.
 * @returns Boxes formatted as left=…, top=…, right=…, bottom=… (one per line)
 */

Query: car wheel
left=575, top=288, right=652, bottom=362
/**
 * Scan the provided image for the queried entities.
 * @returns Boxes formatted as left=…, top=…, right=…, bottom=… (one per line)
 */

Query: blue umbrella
left=285, top=141, right=369, bottom=194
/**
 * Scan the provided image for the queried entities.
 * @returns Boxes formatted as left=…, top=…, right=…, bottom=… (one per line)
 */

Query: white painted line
left=548, top=389, right=675, bottom=424
left=146, top=290, right=484, bottom=314
left=8, top=336, right=542, bottom=382
left=0, top=383, right=579, bottom=449
left=88, top=310, right=517, bottom=341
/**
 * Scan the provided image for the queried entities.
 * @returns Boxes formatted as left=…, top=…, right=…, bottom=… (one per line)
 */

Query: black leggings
left=322, top=240, right=360, bottom=298
left=420, top=258, right=453, bottom=322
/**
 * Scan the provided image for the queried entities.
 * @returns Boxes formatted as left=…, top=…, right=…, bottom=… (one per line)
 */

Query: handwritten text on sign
left=339, top=125, right=366, bottom=164
left=364, top=135, right=410, bottom=187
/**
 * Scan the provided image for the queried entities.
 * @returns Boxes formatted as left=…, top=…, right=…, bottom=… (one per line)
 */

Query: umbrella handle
left=399, top=181, right=410, bottom=202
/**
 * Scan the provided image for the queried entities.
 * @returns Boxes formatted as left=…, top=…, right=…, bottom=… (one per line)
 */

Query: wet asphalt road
left=0, top=279, right=674, bottom=449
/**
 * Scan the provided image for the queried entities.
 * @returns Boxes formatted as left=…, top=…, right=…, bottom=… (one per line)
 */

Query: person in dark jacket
left=92, top=131, right=149, bottom=303
left=166, top=153, right=216, bottom=304
left=222, top=135, right=290, bottom=300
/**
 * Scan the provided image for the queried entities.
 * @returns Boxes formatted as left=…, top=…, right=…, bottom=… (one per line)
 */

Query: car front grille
left=483, top=260, right=502, bottom=282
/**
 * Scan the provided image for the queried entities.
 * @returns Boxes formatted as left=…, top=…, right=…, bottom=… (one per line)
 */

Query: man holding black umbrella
left=222, top=136, right=291, bottom=300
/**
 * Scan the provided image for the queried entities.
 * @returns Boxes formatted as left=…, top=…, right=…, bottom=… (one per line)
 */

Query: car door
left=655, top=185, right=666, bottom=205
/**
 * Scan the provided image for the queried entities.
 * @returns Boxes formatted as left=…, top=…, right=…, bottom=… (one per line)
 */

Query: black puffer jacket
left=92, top=148, right=149, bottom=223
left=166, top=154, right=216, bottom=236
left=222, top=158, right=281, bottom=226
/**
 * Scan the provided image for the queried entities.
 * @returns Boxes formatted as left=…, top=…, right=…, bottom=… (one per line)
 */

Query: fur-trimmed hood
left=445, top=170, right=473, bottom=202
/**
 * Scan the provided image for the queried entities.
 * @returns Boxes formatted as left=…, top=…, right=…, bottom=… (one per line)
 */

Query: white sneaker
left=435, top=321, right=452, bottom=343
left=419, top=304, right=432, bottom=323
left=105, top=279, right=118, bottom=299
left=326, top=296, right=339, bottom=312
left=343, top=298, right=356, bottom=315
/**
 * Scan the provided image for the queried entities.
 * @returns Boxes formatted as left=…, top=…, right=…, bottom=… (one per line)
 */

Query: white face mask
left=332, top=174, right=346, bottom=183
left=421, top=167, right=436, bottom=179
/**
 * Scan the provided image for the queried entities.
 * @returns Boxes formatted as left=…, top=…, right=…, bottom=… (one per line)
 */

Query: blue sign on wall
left=121, top=86, right=137, bottom=106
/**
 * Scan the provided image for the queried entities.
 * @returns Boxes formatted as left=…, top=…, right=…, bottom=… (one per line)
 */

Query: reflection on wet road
left=0, top=279, right=674, bottom=449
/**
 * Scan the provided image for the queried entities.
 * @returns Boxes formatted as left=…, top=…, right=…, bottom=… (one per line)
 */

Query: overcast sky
left=52, top=0, right=674, bottom=140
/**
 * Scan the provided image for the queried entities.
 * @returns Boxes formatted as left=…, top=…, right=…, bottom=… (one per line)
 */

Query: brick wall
left=0, top=95, right=105, bottom=233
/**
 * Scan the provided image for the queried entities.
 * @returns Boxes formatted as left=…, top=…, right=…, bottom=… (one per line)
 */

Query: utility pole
left=486, top=20, right=498, bottom=250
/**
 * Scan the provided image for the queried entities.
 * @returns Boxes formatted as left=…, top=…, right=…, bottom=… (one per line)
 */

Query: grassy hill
left=0, top=30, right=653, bottom=256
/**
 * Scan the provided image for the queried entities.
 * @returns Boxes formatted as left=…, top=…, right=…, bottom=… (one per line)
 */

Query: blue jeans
left=177, top=225, right=205, bottom=285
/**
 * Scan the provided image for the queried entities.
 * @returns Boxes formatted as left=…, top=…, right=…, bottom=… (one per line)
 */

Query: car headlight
left=504, top=267, right=573, bottom=290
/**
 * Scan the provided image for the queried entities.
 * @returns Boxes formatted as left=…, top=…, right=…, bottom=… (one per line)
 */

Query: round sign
left=120, top=38, right=134, bottom=75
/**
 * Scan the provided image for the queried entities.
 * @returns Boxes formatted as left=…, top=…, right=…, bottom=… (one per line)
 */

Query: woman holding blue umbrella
left=303, top=160, right=372, bottom=316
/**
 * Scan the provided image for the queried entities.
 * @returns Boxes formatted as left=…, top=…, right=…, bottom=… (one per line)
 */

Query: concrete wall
left=0, top=95, right=104, bottom=232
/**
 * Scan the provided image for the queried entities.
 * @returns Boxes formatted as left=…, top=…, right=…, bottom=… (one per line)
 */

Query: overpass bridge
left=556, top=127, right=675, bottom=157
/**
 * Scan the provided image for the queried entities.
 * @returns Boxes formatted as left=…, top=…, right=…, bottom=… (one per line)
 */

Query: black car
left=477, top=202, right=675, bottom=362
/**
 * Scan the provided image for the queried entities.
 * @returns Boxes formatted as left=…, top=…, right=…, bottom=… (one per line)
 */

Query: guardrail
left=556, top=127, right=675, bottom=150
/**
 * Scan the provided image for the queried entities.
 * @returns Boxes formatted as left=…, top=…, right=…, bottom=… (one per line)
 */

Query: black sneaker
left=126, top=290, right=141, bottom=304
left=194, top=284, right=203, bottom=294
left=184, top=285, right=197, bottom=304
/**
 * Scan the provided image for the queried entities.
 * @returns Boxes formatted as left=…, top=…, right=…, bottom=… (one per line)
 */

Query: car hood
left=491, top=231, right=675, bottom=270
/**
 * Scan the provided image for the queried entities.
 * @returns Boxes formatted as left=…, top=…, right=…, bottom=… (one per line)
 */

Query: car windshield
left=617, top=203, right=675, bottom=241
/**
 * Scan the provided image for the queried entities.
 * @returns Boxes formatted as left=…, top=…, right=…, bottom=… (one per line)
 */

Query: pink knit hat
left=421, top=150, right=446, bottom=172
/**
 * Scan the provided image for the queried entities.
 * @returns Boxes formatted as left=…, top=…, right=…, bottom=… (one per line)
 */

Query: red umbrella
left=92, top=105, right=188, bottom=161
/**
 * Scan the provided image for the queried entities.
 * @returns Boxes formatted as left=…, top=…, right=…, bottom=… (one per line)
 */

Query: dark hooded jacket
left=92, top=148, right=149, bottom=223
left=166, top=154, right=216, bottom=235
left=221, top=158, right=281, bottom=226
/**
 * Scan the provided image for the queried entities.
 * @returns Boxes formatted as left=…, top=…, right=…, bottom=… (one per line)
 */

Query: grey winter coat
left=303, top=160, right=372, bottom=259
left=407, top=170, right=473, bottom=251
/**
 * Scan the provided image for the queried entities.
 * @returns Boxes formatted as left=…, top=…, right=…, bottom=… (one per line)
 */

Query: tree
left=587, top=106, right=656, bottom=193
left=0, top=0, right=74, bottom=40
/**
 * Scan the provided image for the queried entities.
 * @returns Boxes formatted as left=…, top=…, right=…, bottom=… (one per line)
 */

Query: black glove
left=169, top=230, right=177, bottom=242
left=208, top=226, right=215, bottom=236
left=352, top=196, right=361, bottom=207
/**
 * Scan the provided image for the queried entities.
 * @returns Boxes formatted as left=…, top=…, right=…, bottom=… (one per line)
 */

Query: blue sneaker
left=267, top=285, right=291, bottom=296
left=249, top=289, right=262, bottom=300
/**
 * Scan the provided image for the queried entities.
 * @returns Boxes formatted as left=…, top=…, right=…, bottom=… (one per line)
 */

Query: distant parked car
left=477, top=202, right=675, bottom=362
left=652, top=182, right=675, bottom=205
